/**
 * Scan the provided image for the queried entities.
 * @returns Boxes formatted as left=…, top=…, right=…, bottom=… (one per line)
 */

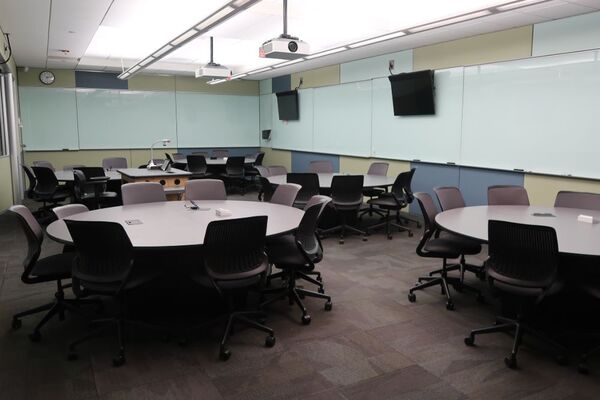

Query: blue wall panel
left=409, top=162, right=460, bottom=214
left=291, top=151, right=339, bottom=173
left=272, top=75, right=291, bottom=93
left=459, top=167, right=524, bottom=206
left=177, top=147, right=260, bottom=157
left=75, top=71, right=128, bottom=89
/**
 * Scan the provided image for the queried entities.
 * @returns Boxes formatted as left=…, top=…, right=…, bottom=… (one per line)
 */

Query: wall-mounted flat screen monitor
left=276, top=90, right=299, bottom=120
left=389, top=70, right=435, bottom=116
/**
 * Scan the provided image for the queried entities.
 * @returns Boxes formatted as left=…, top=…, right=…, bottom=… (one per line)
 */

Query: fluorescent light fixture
left=349, top=31, right=406, bottom=48
left=207, top=78, right=227, bottom=85
left=230, top=73, right=248, bottom=79
left=196, top=6, right=235, bottom=31
left=170, top=29, right=199, bottom=46
left=409, top=10, right=492, bottom=33
left=276, top=58, right=305, bottom=67
left=138, top=57, right=155, bottom=67
left=153, top=45, right=173, bottom=58
left=305, top=47, right=347, bottom=60
left=250, top=66, right=274, bottom=74
left=232, top=0, right=255, bottom=7
left=129, top=65, right=141, bottom=73
left=496, top=0, right=548, bottom=11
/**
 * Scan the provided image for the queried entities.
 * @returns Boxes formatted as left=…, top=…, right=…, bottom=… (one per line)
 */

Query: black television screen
left=276, top=90, right=299, bottom=120
left=388, top=70, right=435, bottom=116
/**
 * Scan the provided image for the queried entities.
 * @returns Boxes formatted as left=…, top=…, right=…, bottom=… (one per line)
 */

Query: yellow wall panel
left=128, top=74, right=176, bottom=91
left=261, top=148, right=292, bottom=172
left=291, top=65, right=340, bottom=89
left=0, top=157, right=14, bottom=210
left=17, top=67, right=76, bottom=88
left=525, top=174, right=600, bottom=206
left=413, top=26, right=533, bottom=70
left=340, top=156, right=411, bottom=177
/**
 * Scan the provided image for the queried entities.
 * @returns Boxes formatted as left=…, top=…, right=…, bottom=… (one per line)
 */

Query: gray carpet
left=1, top=199, right=599, bottom=400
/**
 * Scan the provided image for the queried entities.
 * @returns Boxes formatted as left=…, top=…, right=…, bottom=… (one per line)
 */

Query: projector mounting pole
left=283, top=0, right=288, bottom=36
left=209, top=36, right=214, bottom=64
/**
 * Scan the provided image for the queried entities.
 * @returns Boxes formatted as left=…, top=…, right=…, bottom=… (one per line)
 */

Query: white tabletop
left=46, top=200, right=304, bottom=248
left=267, top=173, right=396, bottom=189
left=55, top=170, right=122, bottom=182
left=435, top=205, right=600, bottom=256
left=117, top=168, right=191, bottom=178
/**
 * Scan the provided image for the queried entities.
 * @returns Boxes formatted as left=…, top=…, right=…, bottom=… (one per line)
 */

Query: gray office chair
left=33, top=160, right=55, bottom=171
left=287, top=173, right=320, bottom=209
left=102, top=157, right=128, bottom=170
left=366, top=172, right=413, bottom=239
left=256, top=165, right=270, bottom=177
left=184, top=179, right=226, bottom=201
left=321, top=175, right=367, bottom=244
left=488, top=185, right=530, bottom=206
left=212, top=149, right=230, bottom=158
left=268, top=165, right=287, bottom=176
left=270, top=183, right=301, bottom=207
left=360, top=162, right=389, bottom=217
left=554, top=190, right=600, bottom=210
left=309, top=160, right=334, bottom=173
left=63, top=164, right=86, bottom=171
left=121, top=182, right=166, bottom=205
left=53, top=204, right=89, bottom=219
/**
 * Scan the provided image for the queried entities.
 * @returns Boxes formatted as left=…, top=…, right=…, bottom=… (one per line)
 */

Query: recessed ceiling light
left=196, top=6, right=235, bottom=31
left=170, top=29, right=199, bottom=46
left=409, top=10, right=492, bottom=33
left=349, top=31, right=407, bottom=49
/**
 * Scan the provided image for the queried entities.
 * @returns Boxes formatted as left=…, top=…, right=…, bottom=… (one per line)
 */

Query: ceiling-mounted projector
left=260, top=35, right=309, bottom=60
left=196, top=36, right=231, bottom=79
left=259, top=0, right=309, bottom=60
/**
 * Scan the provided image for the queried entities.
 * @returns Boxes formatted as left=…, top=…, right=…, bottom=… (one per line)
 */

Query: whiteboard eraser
left=215, top=208, right=232, bottom=217
left=578, top=214, right=594, bottom=224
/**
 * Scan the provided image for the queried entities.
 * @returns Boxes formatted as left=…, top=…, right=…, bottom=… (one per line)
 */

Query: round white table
left=435, top=205, right=600, bottom=256
left=46, top=200, right=304, bottom=248
left=55, top=170, right=122, bottom=182
left=267, top=173, right=396, bottom=189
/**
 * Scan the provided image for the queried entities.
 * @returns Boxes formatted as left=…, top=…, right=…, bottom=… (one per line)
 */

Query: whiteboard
left=271, top=89, right=314, bottom=151
left=312, top=81, right=372, bottom=157
left=19, top=87, right=79, bottom=150
left=259, top=94, right=272, bottom=147
left=461, top=50, right=600, bottom=178
left=77, top=89, right=177, bottom=149
left=176, top=92, right=259, bottom=148
left=371, top=68, right=464, bottom=163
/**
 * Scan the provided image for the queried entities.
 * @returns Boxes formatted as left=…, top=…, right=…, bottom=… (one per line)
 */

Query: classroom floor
left=1, top=195, right=600, bottom=400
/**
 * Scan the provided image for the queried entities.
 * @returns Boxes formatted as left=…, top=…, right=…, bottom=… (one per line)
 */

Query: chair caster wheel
left=301, top=315, right=311, bottom=325
left=446, top=301, right=455, bottom=311
left=318, top=287, right=325, bottom=294
left=408, top=293, right=416, bottom=303
left=556, top=355, right=568, bottom=366
left=219, top=348, right=231, bottom=361
left=476, top=294, right=485, bottom=304
left=67, top=352, right=78, bottom=361
left=387, top=235, right=393, bottom=240
left=464, top=336, right=475, bottom=346
left=339, top=239, right=344, bottom=245
left=504, top=355, right=517, bottom=369
left=265, top=335, right=276, bottom=348
left=112, top=355, right=126, bottom=367
left=578, top=362, right=589, bottom=374
left=324, top=301, right=332, bottom=311
left=11, top=318, right=21, bottom=330
left=362, top=236, right=368, bottom=242
left=408, top=231, right=413, bottom=237
left=28, top=331, right=41, bottom=342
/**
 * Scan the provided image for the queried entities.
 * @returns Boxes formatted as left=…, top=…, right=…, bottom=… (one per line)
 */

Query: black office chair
left=186, top=154, right=211, bottom=179
left=263, top=196, right=332, bottom=324
left=398, top=168, right=421, bottom=228
left=575, top=277, right=600, bottom=374
left=464, top=220, right=567, bottom=369
left=31, top=166, right=70, bottom=210
left=287, top=173, right=320, bottom=209
left=73, top=169, right=117, bottom=209
left=65, top=220, right=163, bottom=367
left=220, top=156, right=246, bottom=194
left=434, top=186, right=485, bottom=280
left=366, top=172, right=413, bottom=239
left=359, top=162, right=389, bottom=218
left=7, top=205, right=84, bottom=341
left=244, top=152, right=265, bottom=183
left=321, top=175, right=367, bottom=244
left=22, top=165, right=48, bottom=217
left=408, top=193, right=482, bottom=310
left=190, top=216, right=275, bottom=361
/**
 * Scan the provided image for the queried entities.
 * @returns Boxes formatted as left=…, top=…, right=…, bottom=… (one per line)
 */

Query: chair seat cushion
left=332, top=200, right=363, bottom=210
left=368, top=195, right=405, bottom=209
left=441, top=232, right=482, bottom=255
left=266, top=235, right=311, bottom=268
left=423, top=238, right=462, bottom=259
left=79, top=263, right=164, bottom=294
left=31, top=253, right=74, bottom=280
left=363, top=188, right=385, bottom=197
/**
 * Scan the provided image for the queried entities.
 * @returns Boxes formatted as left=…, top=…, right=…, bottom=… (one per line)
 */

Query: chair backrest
left=287, top=173, right=320, bottom=205
left=488, top=185, right=530, bottom=206
left=225, top=156, right=245, bottom=176
left=367, top=162, right=389, bottom=176
left=310, top=160, right=334, bottom=173
left=172, top=152, right=186, bottom=162
left=102, top=157, right=128, bottom=170
left=254, top=152, right=265, bottom=166
left=268, top=165, right=287, bottom=176
left=296, top=196, right=331, bottom=263
left=22, top=165, right=37, bottom=199
left=185, top=179, right=226, bottom=201
left=554, top=191, right=600, bottom=211
left=270, top=183, right=301, bottom=206
left=63, top=164, right=85, bottom=171
left=413, top=192, right=441, bottom=257
left=255, top=165, right=270, bottom=177
left=31, top=166, right=59, bottom=195
left=259, top=177, right=275, bottom=202
left=121, top=182, right=166, bottom=205
left=65, top=220, right=134, bottom=294
left=72, top=169, right=91, bottom=201
left=399, top=168, right=416, bottom=203
left=186, top=154, right=208, bottom=174
left=33, top=160, right=55, bottom=171
left=486, top=220, right=559, bottom=293
left=331, top=175, right=364, bottom=206
left=78, top=166, right=106, bottom=179
left=53, top=204, right=89, bottom=219
left=192, top=151, right=209, bottom=157
left=212, top=149, right=230, bottom=158
left=7, top=205, right=43, bottom=281
left=202, top=216, right=268, bottom=282
left=434, top=186, right=466, bottom=211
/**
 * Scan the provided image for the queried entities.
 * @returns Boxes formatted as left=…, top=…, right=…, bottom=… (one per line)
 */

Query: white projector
left=259, top=36, right=309, bottom=60
left=195, top=63, right=231, bottom=79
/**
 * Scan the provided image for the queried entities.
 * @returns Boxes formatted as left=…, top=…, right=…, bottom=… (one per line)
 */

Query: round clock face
left=39, top=70, right=55, bottom=85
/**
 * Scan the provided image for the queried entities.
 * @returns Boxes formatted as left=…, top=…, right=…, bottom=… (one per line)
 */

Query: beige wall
left=340, top=156, right=411, bottom=177
left=525, top=174, right=600, bottom=206
left=18, top=68, right=76, bottom=88
left=0, top=157, right=13, bottom=210
left=261, top=148, right=292, bottom=172
left=291, top=65, right=340, bottom=89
